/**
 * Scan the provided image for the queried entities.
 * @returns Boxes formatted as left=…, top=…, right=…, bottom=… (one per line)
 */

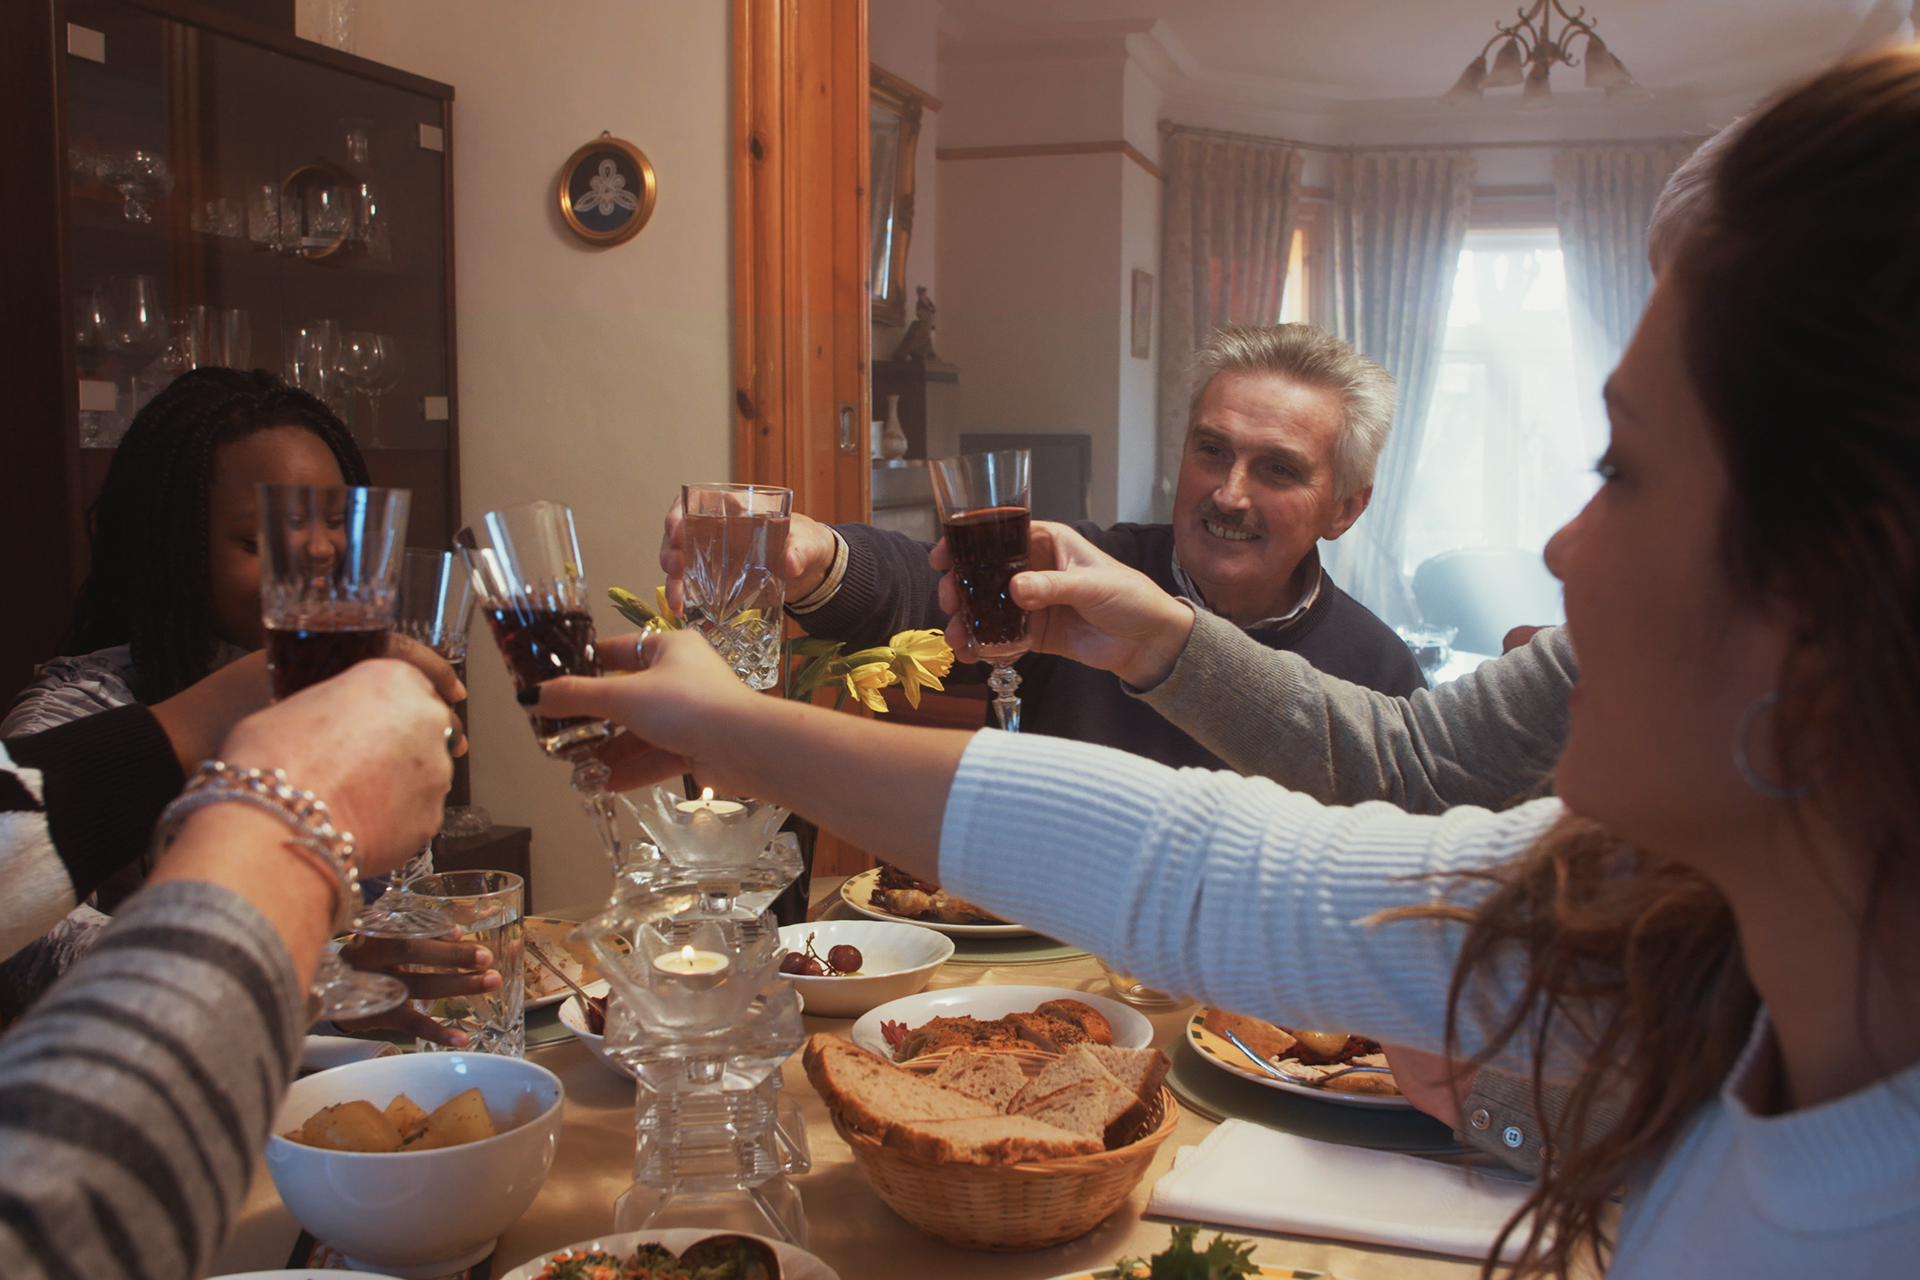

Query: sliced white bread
left=882, top=1113, right=1101, bottom=1165
left=1013, top=1074, right=1146, bottom=1148
left=926, top=1049, right=1030, bottom=1110
left=1082, top=1043, right=1171, bottom=1105
left=802, top=1034, right=998, bottom=1136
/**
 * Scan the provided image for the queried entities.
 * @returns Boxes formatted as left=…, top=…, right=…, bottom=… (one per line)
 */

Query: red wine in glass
left=941, top=505, right=1032, bottom=656
left=266, top=620, right=388, bottom=699
left=484, top=604, right=613, bottom=757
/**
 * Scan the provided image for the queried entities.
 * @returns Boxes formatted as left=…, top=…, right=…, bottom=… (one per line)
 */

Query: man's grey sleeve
left=1137, top=615, right=1577, bottom=813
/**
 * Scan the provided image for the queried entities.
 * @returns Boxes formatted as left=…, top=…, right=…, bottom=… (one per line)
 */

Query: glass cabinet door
left=64, top=0, right=455, bottom=542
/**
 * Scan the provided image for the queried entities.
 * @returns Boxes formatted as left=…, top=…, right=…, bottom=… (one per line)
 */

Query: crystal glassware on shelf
left=929, top=448, right=1033, bottom=732
left=405, top=871, right=525, bottom=1057
left=285, top=319, right=340, bottom=407
left=680, top=483, right=793, bottom=690
left=458, top=501, right=627, bottom=866
left=216, top=308, right=252, bottom=370
left=580, top=783, right=809, bottom=1242
left=247, top=183, right=282, bottom=247
left=258, top=481, right=423, bottom=1019
left=96, top=147, right=173, bottom=222
left=111, top=275, right=166, bottom=350
left=336, top=332, right=401, bottom=444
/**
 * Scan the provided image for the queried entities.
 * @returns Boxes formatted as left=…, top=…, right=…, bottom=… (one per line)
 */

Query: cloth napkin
left=1147, top=1120, right=1538, bottom=1261
left=299, top=1034, right=401, bottom=1075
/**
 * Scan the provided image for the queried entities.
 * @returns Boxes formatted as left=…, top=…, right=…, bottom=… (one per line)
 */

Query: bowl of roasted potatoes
left=265, top=1052, right=565, bottom=1277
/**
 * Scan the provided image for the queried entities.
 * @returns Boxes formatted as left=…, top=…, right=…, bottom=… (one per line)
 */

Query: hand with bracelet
left=148, top=658, right=457, bottom=994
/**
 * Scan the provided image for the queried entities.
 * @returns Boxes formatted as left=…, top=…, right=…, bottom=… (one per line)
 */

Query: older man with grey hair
left=660, top=322, right=1423, bottom=770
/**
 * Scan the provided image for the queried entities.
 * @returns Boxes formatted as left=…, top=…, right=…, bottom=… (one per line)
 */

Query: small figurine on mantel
left=891, top=286, right=938, bottom=362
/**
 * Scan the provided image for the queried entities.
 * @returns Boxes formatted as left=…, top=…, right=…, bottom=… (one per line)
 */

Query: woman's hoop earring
left=1732, top=690, right=1818, bottom=800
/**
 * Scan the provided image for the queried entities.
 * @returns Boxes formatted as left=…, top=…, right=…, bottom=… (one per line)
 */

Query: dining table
left=211, top=877, right=1495, bottom=1280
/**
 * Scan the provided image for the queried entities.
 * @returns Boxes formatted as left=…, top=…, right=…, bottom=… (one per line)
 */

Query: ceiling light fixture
left=1441, top=0, right=1640, bottom=109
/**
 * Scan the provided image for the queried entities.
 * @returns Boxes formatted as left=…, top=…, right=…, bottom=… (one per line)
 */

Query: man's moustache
left=1196, top=506, right=1262, bottom=536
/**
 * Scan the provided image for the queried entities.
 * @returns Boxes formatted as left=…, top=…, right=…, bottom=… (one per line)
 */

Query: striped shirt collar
left=1170, top=544, right=1324, bottom=633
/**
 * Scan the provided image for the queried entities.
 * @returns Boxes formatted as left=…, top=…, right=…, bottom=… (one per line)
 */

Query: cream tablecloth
left=211, top=883, right=1488, bottom=1280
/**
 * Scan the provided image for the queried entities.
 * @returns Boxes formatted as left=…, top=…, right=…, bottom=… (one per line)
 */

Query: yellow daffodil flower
left=842, top=660, right=897, bottom=713
left=885, top=628, right=950, bottom=708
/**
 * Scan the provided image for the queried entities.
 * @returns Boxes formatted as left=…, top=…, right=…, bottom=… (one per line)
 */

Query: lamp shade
left=1584, top=38, right=1637, bottom=89
left=1485, top=37, right=1526, bottom=88
left=1442, top=55, right=1488, bottom=103
left=1521, top=59, right=1553, bottom=109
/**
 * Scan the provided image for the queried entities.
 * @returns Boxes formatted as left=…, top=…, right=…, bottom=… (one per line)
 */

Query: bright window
left=1399, top=228, right=1602, bottom=623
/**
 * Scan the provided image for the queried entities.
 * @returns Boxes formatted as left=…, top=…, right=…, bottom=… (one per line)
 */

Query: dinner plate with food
left=521, top=916, right=619, bottom=1010
left=838, top=864, right=1034, bottom=936
left=500, top=1229, right=839, bottom=1280
left=851, top=985, right=1152, bottom=1062
left=1186, top=1008, right=1410, bottom=1109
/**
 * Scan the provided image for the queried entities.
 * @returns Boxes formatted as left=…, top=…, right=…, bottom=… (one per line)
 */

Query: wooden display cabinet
left=1, top=0, right=458, bottom=701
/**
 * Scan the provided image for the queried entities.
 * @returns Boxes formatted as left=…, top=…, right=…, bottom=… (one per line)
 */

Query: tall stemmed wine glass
left=348, top=547, right=479, bottom=931
left=929, top=449, right=1032, bottom=732
left=457, top=502, right=626, bottom=866
left=259, top=483, right=426, bottom=1017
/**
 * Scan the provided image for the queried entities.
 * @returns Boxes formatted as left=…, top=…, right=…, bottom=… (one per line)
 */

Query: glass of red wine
left=257, top=482, right=420, bottom=1018
left=457, top=502, right=626, bottom=865
left=928, top=449, right=1032, bottom=732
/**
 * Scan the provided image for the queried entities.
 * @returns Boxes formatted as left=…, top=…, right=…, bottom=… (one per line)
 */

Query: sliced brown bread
left=1082, top=1043, right=1171, bottom=1105
left=882, top=1113, right=1101, bottom=1165
left=926, top=1049, right=1030, bottom=1110
left=1013, top=1075, right=1146, bottom=1148
left=1005, top=1010, right=1092, bottom=1053
left=802, top=1034, right=998, bottom=1136
left=1007, top=1043, right=1115, bottom=1112
left=1033, top=998, right=1114, bottom=1046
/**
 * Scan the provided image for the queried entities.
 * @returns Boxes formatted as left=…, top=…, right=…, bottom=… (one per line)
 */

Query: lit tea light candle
left=652, top=944, right=730, bottom=977
left=675, top=787, right=745, bottom=817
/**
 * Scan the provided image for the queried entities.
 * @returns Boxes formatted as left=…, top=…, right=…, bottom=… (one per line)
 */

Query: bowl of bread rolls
left=802, top=1022, right=1177, bottom=1250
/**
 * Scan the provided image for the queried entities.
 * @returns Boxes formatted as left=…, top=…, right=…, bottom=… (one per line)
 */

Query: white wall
left=936, top=46, right=1163, bottom=524
left=346, top=2, right=733, bottom=912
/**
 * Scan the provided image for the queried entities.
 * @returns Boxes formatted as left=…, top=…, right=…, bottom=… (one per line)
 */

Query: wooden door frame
left=733, top=0, right=873, bottom=875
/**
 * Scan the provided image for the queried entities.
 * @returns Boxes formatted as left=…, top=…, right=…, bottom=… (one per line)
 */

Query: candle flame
left=681, top=945, right=697, bottom=964
left=700, top=788, right=715, bottom=802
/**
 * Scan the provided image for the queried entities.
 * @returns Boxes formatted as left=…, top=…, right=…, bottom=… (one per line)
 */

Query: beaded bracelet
left=154, top=761, right=361, bottom=934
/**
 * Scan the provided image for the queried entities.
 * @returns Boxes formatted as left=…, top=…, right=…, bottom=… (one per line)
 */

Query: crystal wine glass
left=258, top=482, right=423, bottom=1018
left=457, top=501, right=627, bottom=866
left=929, top=449, right=1032, bottom=732
left=681, top=483, right=793, bottom=690
left=96, top=148, right=173, bottom=222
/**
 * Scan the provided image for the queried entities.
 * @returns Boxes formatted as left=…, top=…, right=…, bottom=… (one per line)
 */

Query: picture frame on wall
left=1131, top=269, right=1153, bottom=360
left=558, top=134, right=657, bottom=247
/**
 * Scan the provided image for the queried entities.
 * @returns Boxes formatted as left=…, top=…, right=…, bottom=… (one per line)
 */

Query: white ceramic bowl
left=776, top=919, right=954, bottom=1018
left=556, top=983, right=630, bottom=1077
left=265, top=1053, right=564, bottom=1279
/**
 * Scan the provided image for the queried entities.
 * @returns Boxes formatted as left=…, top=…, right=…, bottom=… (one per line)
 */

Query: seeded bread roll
left=1033, top=998, right=1114, bottom=1046
left=1005, top=1011, right=1092, bottom=1053
left=881, top=1114, right=1101, bottom=1164
left=926, top=1049, right=1029, bottom=1110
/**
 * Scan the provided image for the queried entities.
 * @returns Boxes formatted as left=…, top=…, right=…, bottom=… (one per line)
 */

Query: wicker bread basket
left=829, top=1045, right=1180, bottom=1251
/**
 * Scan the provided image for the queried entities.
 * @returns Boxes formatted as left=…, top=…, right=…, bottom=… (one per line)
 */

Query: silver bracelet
left=154, top=762, right=361, bottom=933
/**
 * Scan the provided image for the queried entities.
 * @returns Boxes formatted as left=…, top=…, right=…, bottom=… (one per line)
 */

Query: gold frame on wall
left=556, top=134, right=658, bottom=247
left=869, top=65, right=927, bottom=326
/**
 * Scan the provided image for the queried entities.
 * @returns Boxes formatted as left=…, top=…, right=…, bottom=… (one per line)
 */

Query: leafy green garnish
left=1098, top=1225, right=1261, bottom=1280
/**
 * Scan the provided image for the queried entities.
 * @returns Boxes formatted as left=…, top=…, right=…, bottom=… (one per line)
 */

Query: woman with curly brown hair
left=522, top=45, right=1920, bottom=1278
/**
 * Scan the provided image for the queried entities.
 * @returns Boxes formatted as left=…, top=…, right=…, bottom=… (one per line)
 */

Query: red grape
left=828, top=944, right=863, bottom=974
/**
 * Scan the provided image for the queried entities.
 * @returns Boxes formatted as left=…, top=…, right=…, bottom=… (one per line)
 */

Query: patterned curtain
left=1320, top=152, right=1476, bottom=628
left=1152, top=131, right=1305, bottom=520
left=1553, top=144, right=1699, bottom=453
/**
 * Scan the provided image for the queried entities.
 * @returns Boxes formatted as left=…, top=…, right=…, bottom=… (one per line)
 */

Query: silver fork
left=1220, top=1027, right=1396, bottom=1088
